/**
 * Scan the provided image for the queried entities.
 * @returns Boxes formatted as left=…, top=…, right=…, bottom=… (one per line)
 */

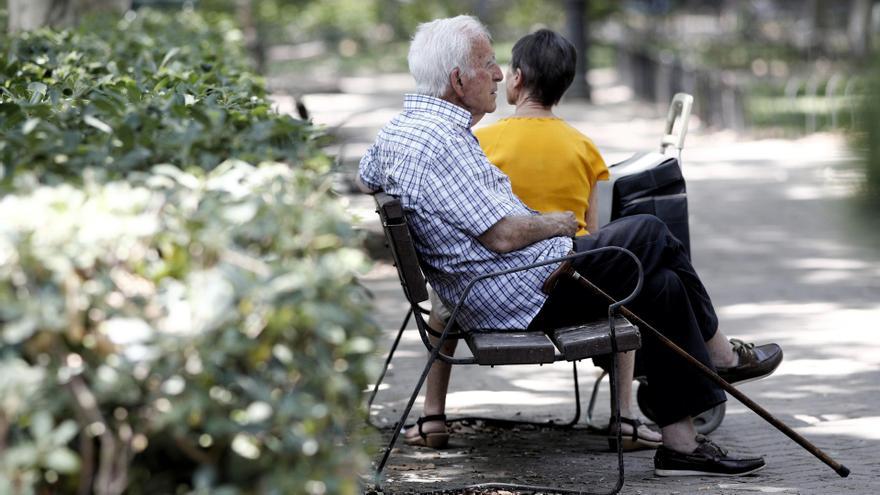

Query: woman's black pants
left=531, top=214, right=726, bottom=427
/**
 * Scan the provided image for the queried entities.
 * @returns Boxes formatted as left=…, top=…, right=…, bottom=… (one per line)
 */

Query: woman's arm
left=585, top=189, right=599, bottom=234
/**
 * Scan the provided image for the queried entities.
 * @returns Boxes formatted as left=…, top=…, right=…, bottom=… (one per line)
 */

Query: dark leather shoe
left=654, top=436, right=765, bottom=477
left=717, top=339, right=783, bottom=385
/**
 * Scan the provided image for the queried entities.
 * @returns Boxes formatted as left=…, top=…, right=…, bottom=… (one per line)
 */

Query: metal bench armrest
left=427, top=246, right=644, bottom=364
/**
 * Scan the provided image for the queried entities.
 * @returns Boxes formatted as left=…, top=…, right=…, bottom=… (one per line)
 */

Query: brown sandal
left=607, top=416, right=662, bottom=451
left=403, top=414, right=449, bottom=449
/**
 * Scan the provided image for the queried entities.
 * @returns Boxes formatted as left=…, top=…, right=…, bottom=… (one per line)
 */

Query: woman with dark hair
left=473, top=29, right=663, bottom=449
left=477, top=29, right=603, bottom=237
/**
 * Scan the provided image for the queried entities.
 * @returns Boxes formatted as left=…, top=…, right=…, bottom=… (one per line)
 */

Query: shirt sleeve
left=586, top=139, right=610, bottom=182
left=420, top=139, right=519, bottom=238
left=358, top=144, right=383, bottom=191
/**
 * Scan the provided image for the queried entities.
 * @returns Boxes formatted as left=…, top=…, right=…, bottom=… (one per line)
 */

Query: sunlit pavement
left=274, top=68, right=880, bottom=494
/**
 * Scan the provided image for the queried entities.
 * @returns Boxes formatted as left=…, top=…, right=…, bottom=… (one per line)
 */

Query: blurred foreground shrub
left=0, top=9, right=326, bottom=184
left=0, top=161, right=377, bottom=494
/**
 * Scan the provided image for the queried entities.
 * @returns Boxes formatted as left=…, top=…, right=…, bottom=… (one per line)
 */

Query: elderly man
left=359, top=15, right=781, bottom=477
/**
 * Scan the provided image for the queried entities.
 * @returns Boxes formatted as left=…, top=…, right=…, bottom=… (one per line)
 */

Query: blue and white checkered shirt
left=360, top=94, right=573, bottom=330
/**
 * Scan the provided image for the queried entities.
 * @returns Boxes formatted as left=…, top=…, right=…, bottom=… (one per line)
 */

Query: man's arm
left=355, top=174, right=378, bottom=194
left=478, top=211, right=578, bottom=254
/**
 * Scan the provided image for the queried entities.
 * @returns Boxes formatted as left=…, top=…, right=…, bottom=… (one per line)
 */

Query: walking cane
left=568, top=271, right=851, bottom=478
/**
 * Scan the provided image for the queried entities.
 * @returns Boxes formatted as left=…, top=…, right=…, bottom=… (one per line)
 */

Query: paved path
left=274, top=68, right=880, bottom=494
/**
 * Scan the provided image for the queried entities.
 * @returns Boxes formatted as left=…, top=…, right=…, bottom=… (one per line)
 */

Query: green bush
left=0, top=9, right=326, bottom=184
left=0, top=8, right=379, bottom=495
left=0, top=162, right=378, bottom=494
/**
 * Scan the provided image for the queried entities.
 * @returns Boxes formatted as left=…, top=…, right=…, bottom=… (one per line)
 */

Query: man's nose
left=492, top=64, right=503, bottom=81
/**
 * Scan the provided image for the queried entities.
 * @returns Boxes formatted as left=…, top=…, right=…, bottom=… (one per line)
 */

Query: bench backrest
left=374, top=192, right=429, bottom=304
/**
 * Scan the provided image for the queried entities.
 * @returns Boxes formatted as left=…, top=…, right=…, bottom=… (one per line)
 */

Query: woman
left=473, top=29, right=661, bottom=450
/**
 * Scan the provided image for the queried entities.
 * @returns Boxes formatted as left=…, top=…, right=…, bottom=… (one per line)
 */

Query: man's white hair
left=408, top=15, right=491, bottom=97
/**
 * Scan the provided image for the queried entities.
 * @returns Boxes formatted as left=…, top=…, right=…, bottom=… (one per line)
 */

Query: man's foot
left=403, top=414, right=449, bottom=449
left=716, top=339, right=783, bottom=385
left=607, top=416, right=662, bottom=451
left=654, top=436, right=765, bottom=477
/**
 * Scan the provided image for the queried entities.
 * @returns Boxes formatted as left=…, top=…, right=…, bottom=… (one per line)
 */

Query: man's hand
left=478, top=211, right=577, bottom=254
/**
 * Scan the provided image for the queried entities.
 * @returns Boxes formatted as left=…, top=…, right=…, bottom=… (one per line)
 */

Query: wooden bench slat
left=547, top=317, right=640, bottom=361
left=465, top=330, right=557, bottom=365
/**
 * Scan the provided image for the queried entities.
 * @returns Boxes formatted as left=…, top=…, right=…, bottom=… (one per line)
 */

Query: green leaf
left=91, top=92, right=124, bottom=116
left=30, top=411, right=53, bottom=440
left=28, top=82, right=48, bottom=104
left=45, top=448, right=81, bottom=473
left=4, top=444, right=39, bottom=468
left=22, top=118, right=40, bottom=135
left=160, top=47, right=181, bottom=69
left=51, top=420, right=79, bottom=445
left=84, top=115, right=113, bottom=134
left=3, top=317, right=37, bottom=344
left=153, top=77, right=169, bottom=92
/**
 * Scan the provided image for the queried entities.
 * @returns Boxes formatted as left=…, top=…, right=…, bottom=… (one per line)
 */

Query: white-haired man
left=359, top=15, right=781, bottom=477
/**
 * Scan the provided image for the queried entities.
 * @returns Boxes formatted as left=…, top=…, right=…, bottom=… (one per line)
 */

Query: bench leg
left=569, top=361, right=583, bottom=426
left=607, top=340, right=626, bottom=494
left=374, top=318, right=454, bottom=476
left=370, top=309, right=583, bottom=430
left=586, top=370, right=608, bottom=428
left=373, top=334, right=625, bottom=494
left=366, top=308, right=412, bottom=428
left=452, top=361, right=583, bottom=428
left=462, top=350, right=625, bottom=495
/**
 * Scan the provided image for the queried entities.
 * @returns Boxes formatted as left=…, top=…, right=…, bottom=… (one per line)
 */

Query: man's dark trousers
left=532, top=214, right=726, bottom=426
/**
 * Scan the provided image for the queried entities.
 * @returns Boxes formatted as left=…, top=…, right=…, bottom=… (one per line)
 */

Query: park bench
left=368, top=191, right=645, bottom=494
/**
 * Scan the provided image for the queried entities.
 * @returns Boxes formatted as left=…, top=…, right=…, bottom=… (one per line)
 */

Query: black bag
left=597, top=152, right=691, bottom=257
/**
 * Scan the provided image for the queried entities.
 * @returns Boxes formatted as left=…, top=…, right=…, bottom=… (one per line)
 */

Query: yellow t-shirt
left=475, top=117, right=609, bottom=236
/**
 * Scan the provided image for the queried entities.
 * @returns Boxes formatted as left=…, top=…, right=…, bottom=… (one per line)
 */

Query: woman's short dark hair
left=511, top=29, right=578, bottom=106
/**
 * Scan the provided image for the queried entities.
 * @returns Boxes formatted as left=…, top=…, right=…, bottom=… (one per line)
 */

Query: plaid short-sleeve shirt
left=360, top=94, right=572, bottom=330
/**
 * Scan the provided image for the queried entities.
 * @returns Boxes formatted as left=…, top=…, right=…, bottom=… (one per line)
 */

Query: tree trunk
left=801, top=0, right=821, bottom=51
left=565, top=0, right=591, bottom=101
left=848, top=0, right=874, bottom=60
left=475, top=0, right=493, bottom=27
left=237, top=0, right=266, bottom=74
left=8, top=0, right=128, bottom=33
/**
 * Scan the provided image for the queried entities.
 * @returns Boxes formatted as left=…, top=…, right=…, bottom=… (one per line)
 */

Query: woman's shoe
left=607, top=416, right=662, bottom=451
left=403, top=414, right=449, bottom=449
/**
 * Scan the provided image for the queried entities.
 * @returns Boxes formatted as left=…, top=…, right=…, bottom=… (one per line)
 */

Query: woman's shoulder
left=473, top=118, right=510, bottom=137
left=555, top=120, right=602, bottom=150
left=552, top=118, right=587, bottom=137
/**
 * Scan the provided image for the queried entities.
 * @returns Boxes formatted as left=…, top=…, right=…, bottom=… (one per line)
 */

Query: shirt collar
left=403, top=93, right=473, bottom=129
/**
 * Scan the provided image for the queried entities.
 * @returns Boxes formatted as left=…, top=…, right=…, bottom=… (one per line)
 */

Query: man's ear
left=449, top=67, right=466, bottom=97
